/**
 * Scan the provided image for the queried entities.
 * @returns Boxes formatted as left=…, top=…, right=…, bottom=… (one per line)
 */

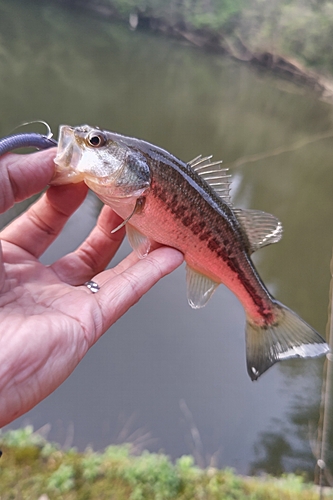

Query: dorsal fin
left=188, top=155, right=232, bottom=205
left=234, top=208, right=283, bottom=253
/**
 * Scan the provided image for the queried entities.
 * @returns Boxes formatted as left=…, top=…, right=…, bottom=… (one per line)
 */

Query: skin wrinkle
left=0, top=317, right=37, bottom=389
left=76, top=239, right=111, bottom=274
left=2, top=329, right=79, bottom=419
left=2, top=150, right=55, bottom=210
left=27, top=204, right=61, bottom=237
left=0, top=166, right=15, bottom=213
left=0, top=184, right=88, bottom=259
left=0, top=311, right=88, bottom=389
left=51, top=207, right=125, bottom=284
left=25, top=186, right=86, bottom=238
left=51, top=254, right=91, bottom=285
left=75, top=223, right=123, bottom=273
left=98, top=276, right=138, bottom=330
left=6, top=163, right=21, bottom=204
left=54, top=297, right=99, bottom=347
left=0, top=243, right=6, bottom=292
left=98, top=252, right=168, bottom=329
left=31, top=284, right=102, bottom=349
left=1, top=258, right=95, bottom=337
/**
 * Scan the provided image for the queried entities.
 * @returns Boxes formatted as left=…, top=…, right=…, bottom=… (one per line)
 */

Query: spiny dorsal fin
left=234, top=208, right=283, bottom=253
left=188, top=155, right=232, bottom=205
left=186, top=265, right=219, bottom=309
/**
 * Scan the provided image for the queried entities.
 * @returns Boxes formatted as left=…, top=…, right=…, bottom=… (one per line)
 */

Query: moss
left=0, top=427, right=331, bottom=499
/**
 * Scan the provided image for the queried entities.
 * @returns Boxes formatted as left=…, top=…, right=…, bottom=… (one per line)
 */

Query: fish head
left=52, top=125, right=151, bottom=200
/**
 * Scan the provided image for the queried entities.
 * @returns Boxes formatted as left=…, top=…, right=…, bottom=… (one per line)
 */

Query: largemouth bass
left=53, top=125, right=329, bottom=380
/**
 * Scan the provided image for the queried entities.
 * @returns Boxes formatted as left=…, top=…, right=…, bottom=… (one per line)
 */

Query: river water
left=1, top=0, right=333, bottom=476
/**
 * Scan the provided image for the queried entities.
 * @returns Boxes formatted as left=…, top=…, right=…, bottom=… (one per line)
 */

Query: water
left=1, top=0, right=333, bottom=476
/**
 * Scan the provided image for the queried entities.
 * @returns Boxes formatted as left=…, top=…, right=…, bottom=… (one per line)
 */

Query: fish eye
left=87, top=133, right=106, bottom=148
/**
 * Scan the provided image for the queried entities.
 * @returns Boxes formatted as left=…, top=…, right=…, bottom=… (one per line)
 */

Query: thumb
left=0, top=148, right=57, bottom=213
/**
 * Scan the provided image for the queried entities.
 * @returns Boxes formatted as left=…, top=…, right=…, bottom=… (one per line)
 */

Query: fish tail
left=246, top=302, right=329, bottom=381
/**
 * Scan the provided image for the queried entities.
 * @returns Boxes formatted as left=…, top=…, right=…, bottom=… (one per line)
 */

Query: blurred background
left=1, top=0, right=333, bottom=480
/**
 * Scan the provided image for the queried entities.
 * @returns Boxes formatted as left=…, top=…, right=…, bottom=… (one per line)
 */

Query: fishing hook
left=110, top=197, right=145, bottom=234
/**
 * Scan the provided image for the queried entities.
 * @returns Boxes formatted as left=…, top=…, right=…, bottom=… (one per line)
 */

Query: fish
left=52, top=124, right=329, bottom=381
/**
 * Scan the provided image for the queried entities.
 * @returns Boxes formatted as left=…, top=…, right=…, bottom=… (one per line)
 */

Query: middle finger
left=50, top=205, right=125, bottom=285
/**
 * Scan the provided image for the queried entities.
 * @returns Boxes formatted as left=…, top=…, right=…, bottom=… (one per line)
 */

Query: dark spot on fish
left=159, top=191, right=167, bottom=203
left=170, top=194, right=178, bottom=210
left=182, top=215, right=194, bottom=227
left=207, top=238, right=220, bottom=252
left=152, top=184, right=167, bottom=203
left=174, top=205, right=187, bottom=218
left=205, top=234, right=275, bottom=324
left=191, top=221, right=206, bottom=235
left=199, top=231, right=212, bottom=241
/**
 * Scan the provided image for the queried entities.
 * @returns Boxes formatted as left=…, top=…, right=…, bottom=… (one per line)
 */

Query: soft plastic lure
left=0, top=132, right=57, bottom=155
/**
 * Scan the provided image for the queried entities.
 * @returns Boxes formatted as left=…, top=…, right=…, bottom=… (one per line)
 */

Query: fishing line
left=225, top=129, right=333, bottom=169
left=0, top=121, right=57, bottom=156
left=9, top=120, right=54, bottom=139
left=110, top=197, right=145, bottom=234
left=316, top=249, right=333, bottom=495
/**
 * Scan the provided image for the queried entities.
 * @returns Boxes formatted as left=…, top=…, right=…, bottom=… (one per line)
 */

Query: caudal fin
left=246, top=303, right=329, bottom=381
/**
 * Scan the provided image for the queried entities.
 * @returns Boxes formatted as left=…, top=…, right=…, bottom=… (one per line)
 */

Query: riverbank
left=0, top=426, right=332, bottom=499
left=55, top=0, right=333, bottom=101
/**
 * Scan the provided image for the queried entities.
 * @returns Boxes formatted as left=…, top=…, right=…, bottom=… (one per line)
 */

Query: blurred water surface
left=1, top=0, right=333, bottom=476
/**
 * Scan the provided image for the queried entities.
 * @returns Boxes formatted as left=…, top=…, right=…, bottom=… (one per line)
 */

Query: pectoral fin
left=126, top=225, right=151, bottom=258
left=186, top=265, right=219, bottom=309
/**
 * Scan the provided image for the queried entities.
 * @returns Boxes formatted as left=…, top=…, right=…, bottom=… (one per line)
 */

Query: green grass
left=0, top=426, right=331, bottom=499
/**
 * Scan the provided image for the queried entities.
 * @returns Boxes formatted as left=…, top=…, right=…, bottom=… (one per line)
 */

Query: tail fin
left=246, top=302, right=329, bottom=381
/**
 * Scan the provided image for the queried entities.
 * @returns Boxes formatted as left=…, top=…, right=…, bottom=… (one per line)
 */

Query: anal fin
left=186, top=265, right=219, bottom=309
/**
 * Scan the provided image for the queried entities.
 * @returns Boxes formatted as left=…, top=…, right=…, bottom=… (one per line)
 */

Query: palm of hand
left=0, top=242, right=94, bottom=418
left=0, top=180, right=183, bottom=427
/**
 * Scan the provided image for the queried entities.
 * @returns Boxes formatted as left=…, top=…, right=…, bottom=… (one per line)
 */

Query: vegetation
left=0, top=426, right=332, bottom=499
left=61, top=0, right=333, bottom=78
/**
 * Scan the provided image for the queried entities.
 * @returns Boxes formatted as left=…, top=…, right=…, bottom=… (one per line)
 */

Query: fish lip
left=54, top=125, right=78, bottom=168
left=52, top=125, right=86, bottom=185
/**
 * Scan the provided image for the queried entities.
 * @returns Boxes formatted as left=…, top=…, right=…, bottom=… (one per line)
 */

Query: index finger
left=93, top=246, right=184, bottom=340
left=0, top=148, right=57, bottom=213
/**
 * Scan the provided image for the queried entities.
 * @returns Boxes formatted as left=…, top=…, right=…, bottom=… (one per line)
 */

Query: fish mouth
left=51, top=125, right=86, bottom=185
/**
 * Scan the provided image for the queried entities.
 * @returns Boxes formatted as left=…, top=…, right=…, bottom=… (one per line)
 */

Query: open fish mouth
left=52, top=125, right=86, bottom=185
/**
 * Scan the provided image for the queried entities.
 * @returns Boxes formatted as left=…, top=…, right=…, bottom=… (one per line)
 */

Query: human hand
left=0, top=150, right=184, bottom=427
